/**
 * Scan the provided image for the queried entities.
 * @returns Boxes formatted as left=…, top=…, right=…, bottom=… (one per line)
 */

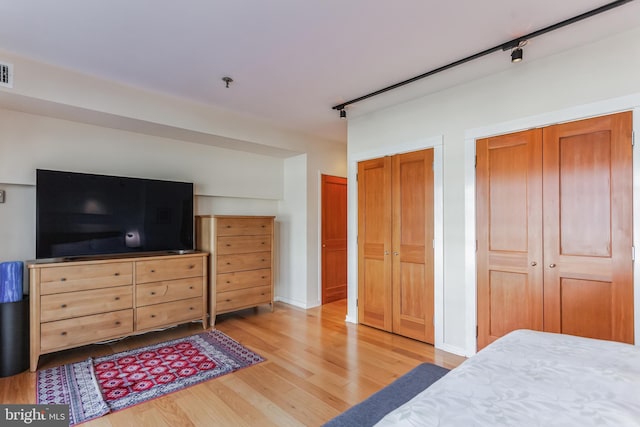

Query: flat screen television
left=36, top=169, right=194, bottom=259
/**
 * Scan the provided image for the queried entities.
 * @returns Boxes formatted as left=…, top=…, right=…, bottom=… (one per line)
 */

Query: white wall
left=0, top=109, right=284, bottom=198
left=347, top=26, right=640, bottom=355
left=277, top=154, right=308, bottom=306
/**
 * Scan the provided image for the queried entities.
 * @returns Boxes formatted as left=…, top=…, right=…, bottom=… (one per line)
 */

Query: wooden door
left=542, top=112, right=633, bottom=343
left=392, top=149, right=435, bottom=343
left=321, top=174, right=347, bottom=304
left=358, top=157, right=392, bottom=331
left=477, top=111, right=634, bottom=349
left=476, top=129, right=544, bottom=349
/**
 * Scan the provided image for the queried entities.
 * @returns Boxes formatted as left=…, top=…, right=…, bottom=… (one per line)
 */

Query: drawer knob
left=189, top=286, right=194, bottom=290
left=115, top=297, right=120, bottom=301
left=151, top=314, right=156, bottom=318
left=225, top=299, right=231, bottom=302
left=151, top=292, right=156, bottom=295
left=261, top=259, right=265, bottom=262
left=226, top=262, right=231, bottom=265
left=226, top=281, right=231, bottom=284
left=60, top=277, right=67, bottom=282
left=262, top=242, right=265, bottom=245
left=150, top=269, right=156, bottom=273
left=61, top=331, right=67, bottom=336
left=261, top=225, right=265, bottom=228
left=226, top=244, right=231, bottom=247
left=261, top=276, right=266, bottom=279
left=61, top=304, right=67, bottom=308
left=115, top=321, right=121, bottom=326
left=189, top=307, right=194, bottom=311
left=189, top=264, right=195, bottom=269
left=226, top=225, right=231, bottom=228
left=115, top=272, right=120, bottom=276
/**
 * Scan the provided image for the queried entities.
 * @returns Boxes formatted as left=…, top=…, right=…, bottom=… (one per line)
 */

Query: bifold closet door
left=477, top=111, right=633, bottom=349
left=542, top=112, right=633, bottom=344
left=358, top=156, right=393, bottom=331
left=476, top=129, right=544, bottom=350
left=358, top=149, right=435, bottom=343
left=392, top=150, right=435, bottom=343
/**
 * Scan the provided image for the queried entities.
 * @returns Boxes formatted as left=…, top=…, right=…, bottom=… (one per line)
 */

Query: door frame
left=346, top=135, right=445, bottom=350
left=464, top=94, right=640, bottom=356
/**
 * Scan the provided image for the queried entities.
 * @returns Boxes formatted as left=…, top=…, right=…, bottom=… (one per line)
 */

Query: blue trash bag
left=0, top=261, right=23, bottom=303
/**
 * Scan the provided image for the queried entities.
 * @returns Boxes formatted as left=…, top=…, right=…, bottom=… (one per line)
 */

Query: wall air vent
left=0, top=62, right=13, bottom=88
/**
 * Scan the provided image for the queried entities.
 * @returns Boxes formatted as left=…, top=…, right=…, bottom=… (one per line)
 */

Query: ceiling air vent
left=0, top=62, right=13, bottom=88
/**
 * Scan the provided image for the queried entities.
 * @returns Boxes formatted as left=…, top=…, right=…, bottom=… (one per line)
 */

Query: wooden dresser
left=28, top=252, right=208, bottom=372
left=196, top=215, right=274, bottom=326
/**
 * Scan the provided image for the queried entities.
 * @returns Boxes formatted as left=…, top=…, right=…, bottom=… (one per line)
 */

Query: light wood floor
left=0, top=300, right=465, bottom=426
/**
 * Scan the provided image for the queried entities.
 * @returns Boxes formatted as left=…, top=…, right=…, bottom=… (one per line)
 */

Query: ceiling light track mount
left=332, top=0, right=635, bottom=116
left=222, top=76, right=233, bottom=88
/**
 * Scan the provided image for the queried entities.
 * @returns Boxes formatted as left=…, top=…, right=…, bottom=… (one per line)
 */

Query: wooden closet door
left=358, top=157, right=392, bottom=331
left=476, top=129, right=544, bottom=350
left=542, top=112, right=633, bottom=343
left=391, top=149, right=435, bottom=343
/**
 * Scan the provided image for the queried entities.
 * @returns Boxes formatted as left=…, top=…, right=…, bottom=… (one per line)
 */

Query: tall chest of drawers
left=196, top=215, right=274, bottom=326
left=28, top=252, right=208, bottom=372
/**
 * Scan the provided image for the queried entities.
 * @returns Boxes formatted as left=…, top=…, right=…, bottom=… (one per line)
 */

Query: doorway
left=321, top=174, right=347, bottom=304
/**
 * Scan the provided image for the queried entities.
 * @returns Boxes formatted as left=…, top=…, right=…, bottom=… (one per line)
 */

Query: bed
left=378, top=330, right=640, bottom=427
left=375, top=329, right=640, bottom=426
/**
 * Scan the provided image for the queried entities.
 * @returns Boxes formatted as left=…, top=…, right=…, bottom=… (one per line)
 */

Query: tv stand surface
left=27, top=251, right=208, bottom=372
left=29, top=249, right=199, bottom=264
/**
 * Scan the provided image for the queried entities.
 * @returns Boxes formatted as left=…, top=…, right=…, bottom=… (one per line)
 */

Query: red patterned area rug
left=36, top=330, right=264, bottom=425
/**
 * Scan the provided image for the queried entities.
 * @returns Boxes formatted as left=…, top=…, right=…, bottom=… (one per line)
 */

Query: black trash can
left=0, top=296, right=29, bottom=377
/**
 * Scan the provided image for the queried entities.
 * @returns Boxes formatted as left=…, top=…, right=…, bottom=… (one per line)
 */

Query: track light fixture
left=511, top=47, right=523, bottom=63
left=511, top=40, right=527, bottom=63
left=339, top=108, right=347, bottom=119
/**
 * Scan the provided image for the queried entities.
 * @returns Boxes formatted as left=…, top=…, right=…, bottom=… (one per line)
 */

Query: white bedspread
left=376, top=330, right=640, bottom=426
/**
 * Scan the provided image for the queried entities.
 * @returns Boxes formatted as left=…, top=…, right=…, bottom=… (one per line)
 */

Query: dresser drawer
left=41, top=285, right=133, bottom=322
left=136, top=297, right=203, bottom=331
left=40, top=262, right=133, bottom=295
left=41, top=309, right=133, bottom=352
left=216, top=217, right=273, bottom=236
left=216, top=285, right=271, bottom=313
left=136, top=277, right=203, bottom=307
left=217, top=235, right=271, bottom=255
left=217, top=252, right=271, bottom=274
left=136, top=257, right=203, bottom=284
left=217, top=269, right=271, bottom=292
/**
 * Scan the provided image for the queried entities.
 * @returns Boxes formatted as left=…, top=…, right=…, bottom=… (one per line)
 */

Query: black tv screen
left=36, top=169, right=194, bottom=259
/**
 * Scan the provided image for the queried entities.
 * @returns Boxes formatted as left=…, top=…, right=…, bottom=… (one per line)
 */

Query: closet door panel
left=489, top=271, right=530, bottom=338
left=358, top=157, right=392, bottom=331
left=560, top=279, right=612, bottom=341
left=476, top=129, right=544, bottom=349
left=392, top=149, right=434, bottom=343
left=542, top=112, right=633, bottom=343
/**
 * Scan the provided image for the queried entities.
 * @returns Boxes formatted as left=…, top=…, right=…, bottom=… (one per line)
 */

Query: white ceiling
left=0, top=0, right=639, bottom=145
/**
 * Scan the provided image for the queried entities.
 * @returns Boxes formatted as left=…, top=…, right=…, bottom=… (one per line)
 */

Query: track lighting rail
left=332, top=0, right=635, bottom=116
